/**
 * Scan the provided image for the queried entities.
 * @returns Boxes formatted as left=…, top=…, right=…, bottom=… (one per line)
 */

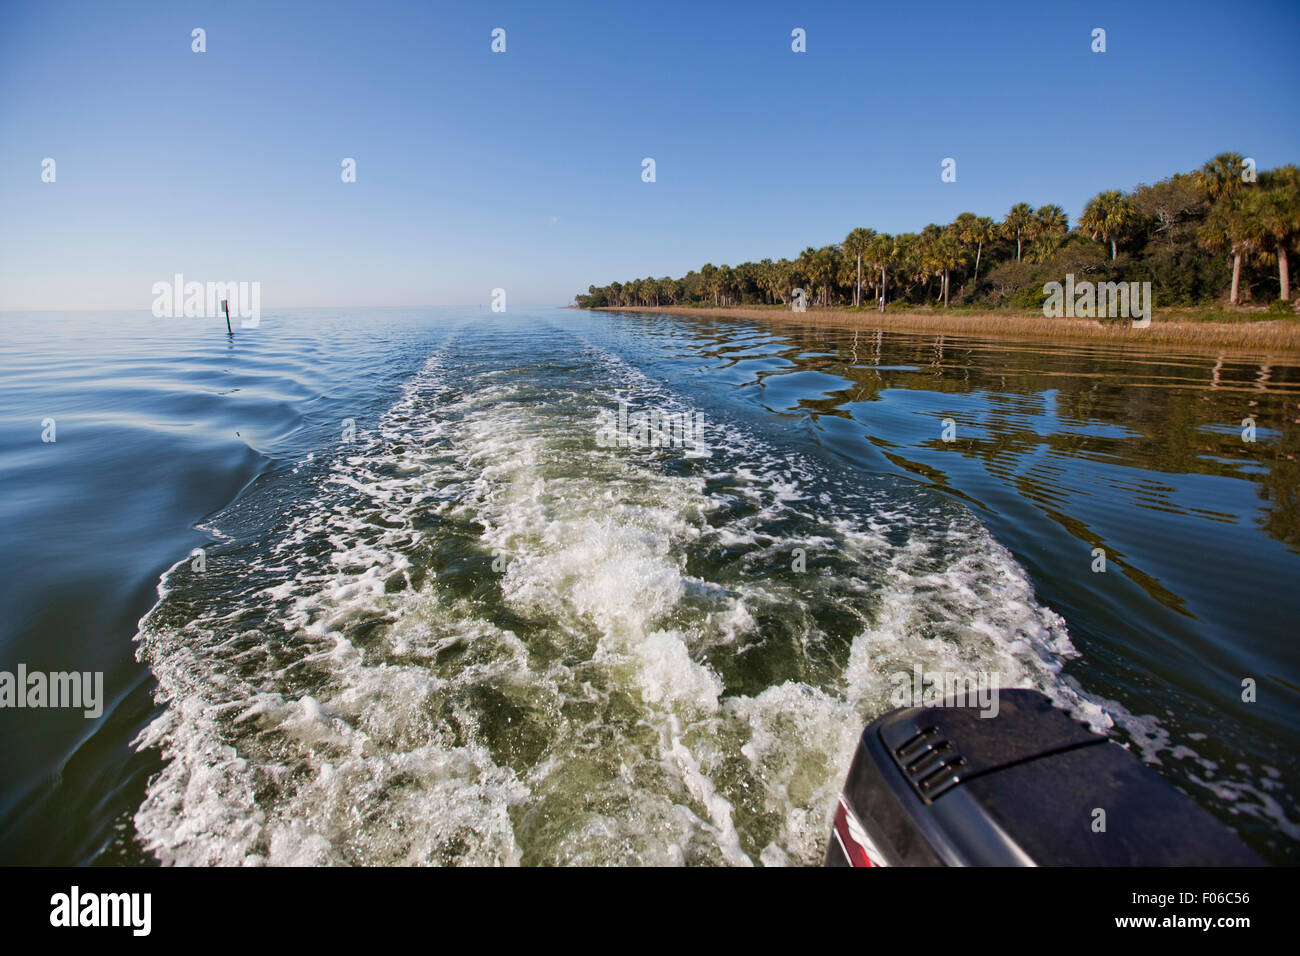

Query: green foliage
left=578, top=154, right=1298, bottom=313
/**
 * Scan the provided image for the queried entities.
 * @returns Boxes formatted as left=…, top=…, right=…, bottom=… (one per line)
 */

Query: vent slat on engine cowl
left=893, top=727, right=967, bottom=801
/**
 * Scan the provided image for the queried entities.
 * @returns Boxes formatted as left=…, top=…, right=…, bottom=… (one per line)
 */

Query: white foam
left=131, top=334, right=1266, bottom=866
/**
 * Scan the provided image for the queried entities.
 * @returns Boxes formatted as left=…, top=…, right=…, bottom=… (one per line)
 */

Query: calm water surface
left=1, top=307, right=1297, bottom=864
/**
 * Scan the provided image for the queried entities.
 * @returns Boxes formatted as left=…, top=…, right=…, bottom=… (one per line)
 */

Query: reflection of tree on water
left=610, top=312, right=1300, bottom=859
left=693, top=320, right=1299, bottom=557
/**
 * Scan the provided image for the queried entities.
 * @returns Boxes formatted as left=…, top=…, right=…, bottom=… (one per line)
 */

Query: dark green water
left=1, top=307, right=1296, bottom=864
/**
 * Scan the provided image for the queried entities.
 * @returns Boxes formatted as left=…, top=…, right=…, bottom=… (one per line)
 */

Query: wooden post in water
left=221, top=299, right=232, bottom=335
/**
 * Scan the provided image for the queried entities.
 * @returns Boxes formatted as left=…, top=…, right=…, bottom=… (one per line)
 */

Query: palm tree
left=1197, top=152, right=1249, bottom=204
left=794, top=247, right=818, bottom=304
left=1079, top=190, right=1135, bottom=261
left=892, top=233, right=920, bottom=302
left=843, top=228, right=875, bottom=308
left=969, top=216, right=995, bottom=284
left=935, top=231, right=966, bottom=307
left=1251, top=166, right=1300, bottom=302
left=1035, top=204, right=1068, bottom=237
left=951, top=212, right=996, bottom=288
left=1023, top=206, right=1066, bottom=264
left=755, top=258, right=775, bottom=304
left=1002, top=203, right=1034, bottom=261
left=865, top=233, right=894, bottom=311
left=837, top=253, right=859, bottom=307
left=917, top=224, right=944, bottom=301
left=951, top=212, right=977, bottom=280
left=771, top=259, right=795, bottom=305
left=700, top=263, right=718, bottom=305
left=808, top=246, right=840, bottom=306
left=716, top=265, right=735, bottom=305
left=1198, top=198, right=1252, bottom=305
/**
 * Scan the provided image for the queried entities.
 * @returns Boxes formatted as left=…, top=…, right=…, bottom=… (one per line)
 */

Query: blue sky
left=1, top=0, right=1297, bottom=309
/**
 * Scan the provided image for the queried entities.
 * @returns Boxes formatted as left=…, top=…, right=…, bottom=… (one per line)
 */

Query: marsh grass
left=595, top=304, right=1300, bottom=353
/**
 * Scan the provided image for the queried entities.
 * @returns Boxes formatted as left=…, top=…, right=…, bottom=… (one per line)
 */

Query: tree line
left=574, top=154, right=1298, bottom=314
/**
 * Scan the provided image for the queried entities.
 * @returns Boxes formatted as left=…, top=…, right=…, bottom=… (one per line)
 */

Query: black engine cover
left=826, top=689, right=1262, bottom=866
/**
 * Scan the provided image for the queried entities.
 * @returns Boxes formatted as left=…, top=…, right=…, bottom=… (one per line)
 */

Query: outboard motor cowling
left=826, top=689, right=1261, bottom=866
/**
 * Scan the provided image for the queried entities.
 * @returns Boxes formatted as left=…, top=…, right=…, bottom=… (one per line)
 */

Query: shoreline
left=591, top=305, right=1300, bottom=355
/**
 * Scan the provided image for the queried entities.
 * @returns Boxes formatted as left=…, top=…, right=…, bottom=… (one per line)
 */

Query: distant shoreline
left=591, top=305, right=1300, bottom=354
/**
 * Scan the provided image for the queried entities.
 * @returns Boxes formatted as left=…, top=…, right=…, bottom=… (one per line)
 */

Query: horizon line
left=0, top=303, right=577, bottom=314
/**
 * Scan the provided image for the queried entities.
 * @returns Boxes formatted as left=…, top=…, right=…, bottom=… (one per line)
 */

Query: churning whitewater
left=131, top=321, right=1119, bottom=866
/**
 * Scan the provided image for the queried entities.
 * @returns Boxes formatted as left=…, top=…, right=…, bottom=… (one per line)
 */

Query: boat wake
left=131, top=325, right=1207, bottom=865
